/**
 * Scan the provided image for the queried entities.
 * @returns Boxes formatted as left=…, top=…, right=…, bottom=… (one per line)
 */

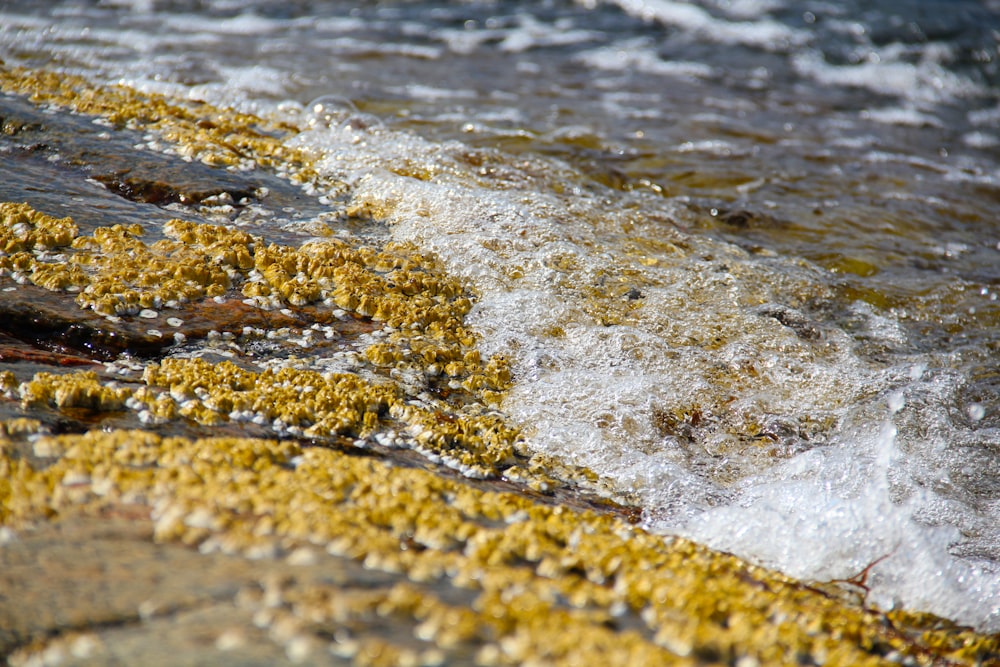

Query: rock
left=1, top=64, right=998, bottom=667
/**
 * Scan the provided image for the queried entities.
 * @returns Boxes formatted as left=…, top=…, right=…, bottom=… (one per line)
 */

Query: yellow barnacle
left=364, top=343, right=400, bottom=367
left=355, top=293, right=380, bottom=318
left=205, top=283, right=227, bottom=298
left=0, top=371, right=19, bottom=393
left=218, top=243, right=255, bottom=270
left=239, top=280, right=268, bottom=299
left=20, top=371, right=131, bottom=411
left=29, top=263, right=83, bottom=291
left=0, top=202, right=78, bottom=252
left=1, top=417, right=44, bottom=437
left=178, top=399, right=226, bottom=425
left=332, top=287, right=359, bottom=312
left=462, top=349, right=481, bottom=367
left=283, top=281, right=321, bottom=306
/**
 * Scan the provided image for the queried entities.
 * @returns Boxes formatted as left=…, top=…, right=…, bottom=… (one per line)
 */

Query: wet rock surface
left=0, top=94, right=325, bottom=228
left=0, top=513, right=438, bottom=667
left=1, top=65, right=998, bottom=667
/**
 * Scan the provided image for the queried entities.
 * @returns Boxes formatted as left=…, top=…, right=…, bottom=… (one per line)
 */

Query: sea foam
left=288, top=112, right=1000, bottom=630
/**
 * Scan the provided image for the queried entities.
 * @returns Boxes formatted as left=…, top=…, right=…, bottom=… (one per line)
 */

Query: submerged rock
left=0, top=64, right=998, bottom=667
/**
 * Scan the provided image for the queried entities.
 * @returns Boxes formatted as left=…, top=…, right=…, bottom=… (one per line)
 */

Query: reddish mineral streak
left=0, top=334, right=100, bottom=368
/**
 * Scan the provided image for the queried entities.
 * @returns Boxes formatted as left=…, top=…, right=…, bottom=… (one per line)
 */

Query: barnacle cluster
left=0, top=205, right=239, bottom=315
left=17, top=353, right=517, bottom=477
left=19, top=371, right=130, bottom=411
left=0, top=65, right=319, bottom=185
left=2, top=428, right=997, bottom=666
left=3, top=64, right=998, bottom=666
left=4, top=197, right=520, bottom=474
left=0, top=370, right=19, bottom=396
left=0, top=202, right=78, bottom=253
left=3, top=201, right=510, bottom=395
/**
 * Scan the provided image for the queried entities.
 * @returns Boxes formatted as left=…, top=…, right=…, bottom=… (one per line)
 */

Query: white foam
left=675, top=419, right=1000, bottom=631
left=93, top=0, right=155, bottom=11
left=432, top=26, right=501, bottom=55
left=433, top=13, right=601, bottom=55
left=576, top=39, right=716, bottom=78
left=963, top=131, right=1000, bottom=149
left=498, top=14, right=603, bottom=53
left=163, top=11, right=283, bottom=36
left=207, top=65, right=291, bottom=97
left=308, top=16, right=368, bottom=34
left=675, top=139, right=740, bottom=155
left=969, top=104, right=1000, bottom=127
left=793, top=45, right=983, bottom=105
left=600, top=0, right=808, bottom=50
left=287, top=115, right=1000, bottom=630
left=863, top=106, right=943, bottom=128
left=386, top=84, right=477, bottom=101
left=708, top=0, right=787, bottom=19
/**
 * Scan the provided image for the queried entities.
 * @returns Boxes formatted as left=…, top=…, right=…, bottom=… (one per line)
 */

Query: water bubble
left=968, top=403, right=986, bottom=421
left=276, top=100, right=304, bottom=116
left=339, top=112, right=383, bottom=132
left=306, top=95, right=358, bottom=127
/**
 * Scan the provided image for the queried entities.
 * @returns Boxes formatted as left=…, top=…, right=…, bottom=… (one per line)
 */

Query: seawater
left=2, top=0, right=999, bottom=630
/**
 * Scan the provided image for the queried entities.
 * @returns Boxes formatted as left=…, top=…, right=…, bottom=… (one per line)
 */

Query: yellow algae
left=1, top=429, right=997, bottom=666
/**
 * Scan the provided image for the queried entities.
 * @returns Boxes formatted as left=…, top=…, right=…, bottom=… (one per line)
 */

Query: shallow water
left=2, top=0, right=999, bottom=630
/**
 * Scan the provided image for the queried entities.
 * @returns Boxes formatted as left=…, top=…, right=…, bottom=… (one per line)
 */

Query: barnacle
left=3, top=65, right=996, bottom=667
left=20, top=371, right=131, bottom=411
left=2, top=429, right=996, bottom=666
left=0, top=202, right=78, bottom=252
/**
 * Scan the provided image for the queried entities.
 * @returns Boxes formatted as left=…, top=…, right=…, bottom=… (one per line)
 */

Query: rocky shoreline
left=1, top=65, right=998, bottom=666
